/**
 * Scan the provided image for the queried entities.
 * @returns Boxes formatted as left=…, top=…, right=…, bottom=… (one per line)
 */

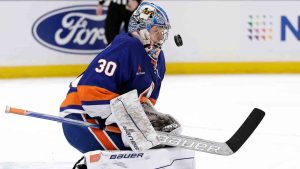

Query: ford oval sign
left=32, top=5, right=107, bottom=54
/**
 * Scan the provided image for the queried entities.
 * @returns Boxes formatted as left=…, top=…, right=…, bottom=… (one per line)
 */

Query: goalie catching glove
left=141, top=99, right=181, bottom=135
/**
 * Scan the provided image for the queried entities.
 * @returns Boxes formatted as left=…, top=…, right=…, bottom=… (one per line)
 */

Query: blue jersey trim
left=60, top=105, right=84, bottom=112
left=81, top=100, right=111, bottom=105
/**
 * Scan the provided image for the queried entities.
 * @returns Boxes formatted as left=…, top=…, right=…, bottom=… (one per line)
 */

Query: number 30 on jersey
left=95, top=59, right=117, bottom=76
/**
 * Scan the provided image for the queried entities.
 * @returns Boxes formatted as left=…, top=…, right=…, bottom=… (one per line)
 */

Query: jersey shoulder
left=113, top=33, right=145, bottom=51
left=109, top=33, right=148, bottom=64
left=115, top=33, right=142, bottom=44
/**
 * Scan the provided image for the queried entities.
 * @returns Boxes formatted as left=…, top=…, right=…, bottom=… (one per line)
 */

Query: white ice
left=0, top=75, right=300, bottom=169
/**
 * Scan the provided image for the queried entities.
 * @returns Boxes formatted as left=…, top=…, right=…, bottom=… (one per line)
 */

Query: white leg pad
left=85, top=147, right=195, bottom=169
left=110, top=90, right=159, bottom=151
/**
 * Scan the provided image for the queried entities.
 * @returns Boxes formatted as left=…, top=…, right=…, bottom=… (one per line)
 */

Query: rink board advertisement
left=1, top=1, right=300, bottom=77
left=0, top=1, right=107, bottom=66
left=32, top=5, right=107, bottom=54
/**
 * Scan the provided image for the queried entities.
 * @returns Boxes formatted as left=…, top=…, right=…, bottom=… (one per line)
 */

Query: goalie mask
left=128, top=2, right=170, bottom=60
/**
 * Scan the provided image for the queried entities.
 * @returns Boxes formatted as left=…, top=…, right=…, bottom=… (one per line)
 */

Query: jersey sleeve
left=76, top=40, right=135, bottom=118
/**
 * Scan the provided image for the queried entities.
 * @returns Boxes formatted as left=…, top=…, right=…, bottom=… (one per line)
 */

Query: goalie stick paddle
left=5, top=106, right=265, bottom=156
left=225, top=108, right=265, bottom=153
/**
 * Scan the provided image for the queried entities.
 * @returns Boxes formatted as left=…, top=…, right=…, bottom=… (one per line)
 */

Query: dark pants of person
left=105, top=2, right=134, bottom=44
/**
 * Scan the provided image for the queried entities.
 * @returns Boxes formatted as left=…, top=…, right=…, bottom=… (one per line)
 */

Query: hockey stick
left=157, top=108, right=265, bottom=155
left=5, top=106, right=264, bottom=156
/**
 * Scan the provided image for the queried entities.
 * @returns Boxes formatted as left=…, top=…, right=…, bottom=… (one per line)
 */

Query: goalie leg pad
left=85, top=147, right=195, bottom=169
left=110, top=90, right=160, bottom=151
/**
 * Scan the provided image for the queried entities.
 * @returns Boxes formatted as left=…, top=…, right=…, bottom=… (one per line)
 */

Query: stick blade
left=225, top=108, right=265, bottom=153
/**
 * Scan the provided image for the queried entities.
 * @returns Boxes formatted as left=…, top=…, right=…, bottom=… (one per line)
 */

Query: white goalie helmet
left=128, top=2, right=171, bottom=47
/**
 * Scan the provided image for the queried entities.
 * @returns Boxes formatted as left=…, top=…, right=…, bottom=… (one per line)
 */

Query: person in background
left=97, top=0, right=142, bottom=44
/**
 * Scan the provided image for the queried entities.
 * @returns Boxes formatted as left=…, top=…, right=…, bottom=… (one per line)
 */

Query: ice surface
left=0, top=75, right=300, bottom=168
left=0, top=162, right=74, bottom=169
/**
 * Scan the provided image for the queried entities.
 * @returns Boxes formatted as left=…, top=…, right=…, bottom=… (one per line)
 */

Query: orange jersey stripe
left=105, top=126, right=121, bottom=133
left=61, top=92, right=81, bottom=107
left=139, top=96, right=156, bottom=105
left=149, top=98, right=157, bottom=105
left=140, top=96, right=148, bottom=104
left=86, top=118, right=118, bottom=150
left=77, top=85, right=119, bottom=101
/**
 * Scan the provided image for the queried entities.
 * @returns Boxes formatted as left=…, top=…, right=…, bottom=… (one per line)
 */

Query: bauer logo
left=32, top=5, right=107, bottom=54
left=158, top=135, right=222, bottom=154
left=109, top=153, right=144, bottom=159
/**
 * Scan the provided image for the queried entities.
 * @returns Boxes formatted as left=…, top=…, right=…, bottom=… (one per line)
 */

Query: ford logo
left=32, top=5, right=107, bottom=54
